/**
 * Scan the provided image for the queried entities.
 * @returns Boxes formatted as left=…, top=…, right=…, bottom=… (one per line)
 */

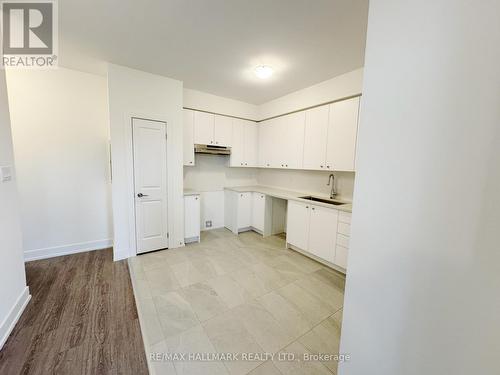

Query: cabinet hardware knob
left=195, top=197, right=198, bottom=200
left=320, top=165, right=323, bottom=168
left=312, top=207, right=315, bottom=210
left=327, top=165, right=330, bottom=169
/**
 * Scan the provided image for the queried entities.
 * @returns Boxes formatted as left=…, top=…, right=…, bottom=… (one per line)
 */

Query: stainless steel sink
left=299, top=196, right=347, bottom=205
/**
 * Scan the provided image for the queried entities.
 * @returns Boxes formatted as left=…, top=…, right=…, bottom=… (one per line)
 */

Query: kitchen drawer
left=337, top=233, right=350, bottom=248
left=335, top=246, right=348, bottom=269
left=339, top=211, right=352, bottom=224
left=337, top=222, right=351, bottom=236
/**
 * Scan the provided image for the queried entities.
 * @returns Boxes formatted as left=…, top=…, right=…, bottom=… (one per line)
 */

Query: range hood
left=194, top=144, right=231, bottom=155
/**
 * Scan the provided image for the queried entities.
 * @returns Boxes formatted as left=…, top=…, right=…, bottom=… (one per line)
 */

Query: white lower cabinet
left=237, top=192, right=252, bottom=230
left=308, top=205, right=338, bottom=263
left=286, top=200, right=311, bottom=250
left=184, top=194, right=200, bottom=243
left=286, top=200, right=349, bottom=271
left=224, top=190, right=272, bottom=235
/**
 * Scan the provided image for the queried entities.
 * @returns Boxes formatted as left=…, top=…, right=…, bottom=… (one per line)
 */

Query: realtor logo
left=1, top=0, right=58, bottom=68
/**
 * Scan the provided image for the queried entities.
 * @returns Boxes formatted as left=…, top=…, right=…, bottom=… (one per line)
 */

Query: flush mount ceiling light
left=254, top=65, right=273, bottom=79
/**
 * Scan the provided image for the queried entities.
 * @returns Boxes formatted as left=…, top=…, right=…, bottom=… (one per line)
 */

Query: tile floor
left=129, top=228, right=345, bottom=375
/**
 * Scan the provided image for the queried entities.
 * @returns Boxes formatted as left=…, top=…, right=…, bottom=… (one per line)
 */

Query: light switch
left=0, top=165, right=12, bottom=182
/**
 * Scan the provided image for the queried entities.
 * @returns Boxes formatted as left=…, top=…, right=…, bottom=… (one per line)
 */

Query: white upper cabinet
left=183, top=109, right=195, bottom=166
left=303, top=105, right=329, bottom=170
left=281, top=111, right=305, bottom=169
left=244, top=121, right=259, bottom=167
left=308, top=205, right=338, bottom=263
left=258, top=119, right=273, bottom=168
left=230, top=119, right=245, bottom=167
left=327, top=97, right=360, bottom=171
left=194, top=111, right=214, bottom=145
left=231, top=119, right=258, bottom=167
left=214, top=115, right=233, bottom=147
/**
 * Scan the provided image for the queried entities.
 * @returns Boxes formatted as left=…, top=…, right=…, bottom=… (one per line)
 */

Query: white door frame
left=127, top=115, right=172, bottom=257
left=131, top=117, right=169, bottom=254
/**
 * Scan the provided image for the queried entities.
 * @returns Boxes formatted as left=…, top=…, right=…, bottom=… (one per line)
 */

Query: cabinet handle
left=327, top=165, right=330, bottom=169
left=320, top=165, right=323, bottom=168
left=195, top=197, right=198, bottom=200
left=240, top=194, right=243, bottom=197
left=245, top=163, right=248, bottom=166
left=216, top=141, right=219, bottom=144
left=312, top=207, right=315, bottom=210
left=306, top=206, right=309, bottom=208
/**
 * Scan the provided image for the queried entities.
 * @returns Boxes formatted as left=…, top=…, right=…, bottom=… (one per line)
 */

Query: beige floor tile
left=163, top=324, right=228, bottom=375
left=203, top=311, right=264, bottom=375
left=272, top=341, right=332, bottom=375
left=294, top=274, right=344, bottom=313
left=257, top=291, right=312, bottom=339
left=147, top=339, right=177, bottom=375
left=282, top=251, right=324, bottom=273
left=310, top=268, right=346, bottom=291
left=232, top=301, right=295, bottom=353
left=299, top=310, right=343, bottom=374
left=207, top=255, right=246, bottom=276
left=181, top=282, right=228, bottom=321
left=205, top=275, right=254, bottom=308
left=250, top=262, right=294, bottom=290
left=136, top=297, right=165, bottom=346
left=229, top=267, right=273, bottom=298
left=158, top=248, right=190, bottom=265
left=154, top=291, right=199, bottom=338
left=170, top=259, right=218, bottom=287
left=247, top=361, right=282, bottom=375
left=262, top=256, right=306, bottom=283
left=276, top=282, right=333, bottom=326
left=145, top=266, right=180, bottom=296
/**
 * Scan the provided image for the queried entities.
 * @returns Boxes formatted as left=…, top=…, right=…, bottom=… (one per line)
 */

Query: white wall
left=257, top=169, right=354, bottom=201
left=6, top=68, right=112, bottom=260
left=258, top=68, right=363, bottom=120
left=108, top=64, right=184, bottom=260
left=340, top=2, right=500, bottom=375
left=184, top=88, right=258, bottom=120
left=0, top=70, right=30, bottom=350
left=184, top=154, right=258, bottom=230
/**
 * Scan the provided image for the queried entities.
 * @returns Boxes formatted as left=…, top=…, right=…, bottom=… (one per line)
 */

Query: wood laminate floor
left=0, top=248, right=148, bottom=375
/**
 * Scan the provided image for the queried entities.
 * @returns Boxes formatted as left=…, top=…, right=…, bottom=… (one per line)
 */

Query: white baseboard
left=24, top=239, right=113, bottom=262
left=0, top=286, right=31, bottom=350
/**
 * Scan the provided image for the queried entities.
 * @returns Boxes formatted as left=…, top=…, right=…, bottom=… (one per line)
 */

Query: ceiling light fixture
left=254, top=65, right=273, bottom=79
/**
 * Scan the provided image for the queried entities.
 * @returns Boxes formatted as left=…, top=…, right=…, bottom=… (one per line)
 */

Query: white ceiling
left=59, top=0, right=368, bottom=104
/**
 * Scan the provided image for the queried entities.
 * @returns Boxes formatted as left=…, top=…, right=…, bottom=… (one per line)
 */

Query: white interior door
left=132, top=118, right=168, bottom=254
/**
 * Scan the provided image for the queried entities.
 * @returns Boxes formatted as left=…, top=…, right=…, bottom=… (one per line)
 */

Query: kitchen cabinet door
left=326, top=97, right=360, bottom=171
left=214, top=114, right=233, bottom=147
left=308, top=205, right=338, bottom=263
left=258, top=119, right=272, bottom=168
left=194, top=111, right=215, bottom=145
left=303, top=105, right=329, bottom=170
left=183, top=109, right=195, bottom=166
left=237, top=192, right=252, bottom=229
left=280, top=112, right=305, bottom=169
left=252, top=192, right=265, bottom=232
left=230, top=119, right=245, bottom=167
left=286, top=200, right=310, bottom=250
left=184, top=195, right=200, bottom=241
left=244, top=121, right=259, bottom=167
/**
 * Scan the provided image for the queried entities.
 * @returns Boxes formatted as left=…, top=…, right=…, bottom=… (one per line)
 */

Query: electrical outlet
left=205, top=220, right=212, bottom=228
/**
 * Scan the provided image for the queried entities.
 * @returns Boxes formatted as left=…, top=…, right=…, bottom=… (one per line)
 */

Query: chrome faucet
left=327, top=174, right=337, bottom=199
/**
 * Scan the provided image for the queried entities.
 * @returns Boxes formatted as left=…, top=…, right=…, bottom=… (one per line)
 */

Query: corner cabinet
left=224, top=190, right=272, bottom=235
left=286, top=200, right=350, bottom=271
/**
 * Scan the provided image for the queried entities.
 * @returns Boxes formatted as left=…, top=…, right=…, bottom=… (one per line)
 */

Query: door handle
left=137, top=193, right=149, bottom=197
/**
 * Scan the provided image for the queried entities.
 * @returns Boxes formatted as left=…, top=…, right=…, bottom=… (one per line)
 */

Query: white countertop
left=224, top=185, right=353, bottom=213
left=183, top=189, right=200, bottom=196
